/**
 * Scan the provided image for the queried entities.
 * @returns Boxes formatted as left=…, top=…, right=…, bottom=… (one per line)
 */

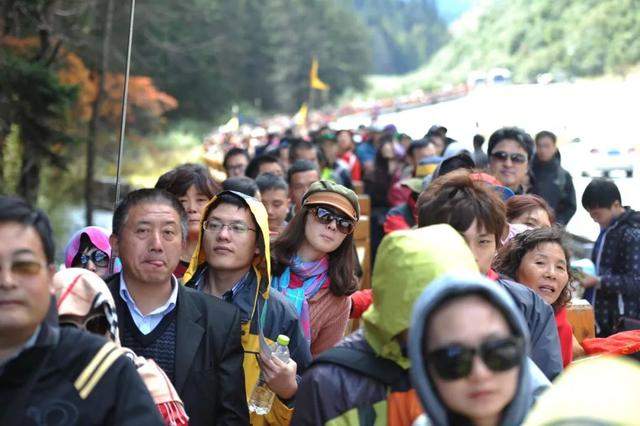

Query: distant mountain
left=350, top=0, right=449, bottom=74
left=434, top=0, right=474, bottom=23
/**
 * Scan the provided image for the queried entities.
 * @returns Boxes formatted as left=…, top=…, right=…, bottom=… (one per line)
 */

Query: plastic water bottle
left=248, top=334, right=291, bottom=415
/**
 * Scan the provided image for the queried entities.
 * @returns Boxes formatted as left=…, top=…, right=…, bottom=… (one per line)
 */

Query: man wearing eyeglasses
left=487, top=127, right=535, bottom=195
left=183, top=190, right=311, bottom=426
left=0, top=196, right=163, bottom=425
left=106, top=188, right=249, bottom=425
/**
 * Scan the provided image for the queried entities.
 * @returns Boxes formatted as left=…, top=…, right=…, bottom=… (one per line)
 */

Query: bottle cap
left=277, top=334, right=290, bottom=346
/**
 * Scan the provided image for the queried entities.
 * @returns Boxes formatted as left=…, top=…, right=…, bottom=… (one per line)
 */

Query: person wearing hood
left=409, top=274, right=547, bottom=426
left=272, top=180, right=359, bottom=356
left=579, top=178, right=640, bottom=337
left=53, top=268, right=189, bottom=425
left=0, top=196, right=163, bottom=426
left=291, top=224, right=480, bottom=425
left=417, top=169, right=563, bottom=380
left=183, top=190, right=311, bottom=425
left=106, top=188, right=248, bottom=425
left=530, top=131, right=576, bottom=225
left=64, top=226, right=121, bottom=279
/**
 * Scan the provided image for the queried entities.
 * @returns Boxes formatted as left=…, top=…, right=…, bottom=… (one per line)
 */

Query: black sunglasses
left=490, top=151, right=527, bottom=164
left=426, top=336, right=524, bottom=381
left=311, top=207, right=355, bottom=235
left=79, top=250, right=109, bottom=268
left=60, top=313, right=110, bottom=336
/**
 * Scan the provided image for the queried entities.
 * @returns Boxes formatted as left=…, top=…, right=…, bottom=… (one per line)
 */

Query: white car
left=579, top=140, right=636, bottom=178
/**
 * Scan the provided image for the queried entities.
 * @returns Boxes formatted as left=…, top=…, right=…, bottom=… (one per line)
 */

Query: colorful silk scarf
left=271, top=255, right=329, bottom=341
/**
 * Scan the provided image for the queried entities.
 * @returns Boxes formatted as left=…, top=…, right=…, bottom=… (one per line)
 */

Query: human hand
left=580, top=274, right=600, bottom=289
left=259, top=351, right=298, bottom=400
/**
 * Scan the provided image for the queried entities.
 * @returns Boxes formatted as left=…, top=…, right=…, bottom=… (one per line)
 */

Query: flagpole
left=110, top=0, right=135, bottom=275
left=114, top=0, right=136, bottom=207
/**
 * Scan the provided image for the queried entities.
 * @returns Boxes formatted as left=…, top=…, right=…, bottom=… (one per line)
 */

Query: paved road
left=335, top=80, right=640, bottom=241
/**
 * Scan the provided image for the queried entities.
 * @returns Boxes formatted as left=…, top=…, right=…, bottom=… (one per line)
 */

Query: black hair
left=222, top=176, right=259, bottom=198
left=0, top=196, right=55, bottom=263
left=582, top=178, right=622, bottom=210
left=287, top=159, right=319, bottom=185
left=245, top=154, right=282, bottom=179
left=473, top=134, right=485, bottom=148
left=288, top=139, right=316, bottom=164
left=535, top=130, right=557, bottom=145
left=487, top=127, right=534, bottom=160
left=112, top=189, right=188, bottom=240
left=256, top=173, right=288, bottom=193
left=223, top=148, right=250, bottom=170
left=407, top=139, right=431, bottom=158
left=155, top=163, right=220, bottom=198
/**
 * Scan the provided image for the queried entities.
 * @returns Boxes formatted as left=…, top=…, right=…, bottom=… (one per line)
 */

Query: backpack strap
left=74, top=341, right=123, bottom=399
left=313, top=346, right=407, bottom=387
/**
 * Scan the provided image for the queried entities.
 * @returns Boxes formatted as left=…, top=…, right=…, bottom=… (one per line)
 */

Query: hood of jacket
left=362, top=224, right=478, bottom=369
left=616, top=207, right=640, bottom=229
left=408, top=273, right=533, bottom=426
left=53, top=267, right=120, bottom=345
left=183, top=190, right=271, bottom=295
left=523, top=356, right=640, bottom=425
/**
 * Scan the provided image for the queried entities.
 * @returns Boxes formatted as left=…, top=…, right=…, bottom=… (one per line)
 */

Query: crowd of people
left=1, top=122, right=639, bottom=425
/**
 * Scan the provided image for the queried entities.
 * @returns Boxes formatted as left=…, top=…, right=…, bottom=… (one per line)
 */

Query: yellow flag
left=309, top=57, right=330, bottom=91
left=293, top=102, right=308, bottom=126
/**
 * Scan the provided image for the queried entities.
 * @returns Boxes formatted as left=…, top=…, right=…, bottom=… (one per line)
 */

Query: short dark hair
left=223, top=148, right=249, bottom=170
left=287, top=159, right=319, bottom=185
left=417, top=169, right=507, bottom=246
left=256, top=173, right=288, bottom=193
left=112, top=189, right=188, bottom=240
left=582, top=178, right=622, bottom=210
left=535, top=130, right=557, bottom=144
left=155, top=163, right=220, bottom=199
left=0, top=196, right=55, bottom=263
left=289, top=139, right=316, bottom=163
left=407, top=139, right=431, bottom=158
left=493, top=226, right=573, bottom=310
left=506, top=194, right=555, bottom=224
left=487, top=127, right=534, bottom=160
left=222, top=176, right=259, bottom=198
left=473, top=134, right=485, bottom=148
left=245, top=154, right=282, bottom=179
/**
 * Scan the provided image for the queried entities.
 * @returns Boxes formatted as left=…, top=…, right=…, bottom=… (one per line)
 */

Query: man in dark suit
left=107, top=188, right=248, bottom=425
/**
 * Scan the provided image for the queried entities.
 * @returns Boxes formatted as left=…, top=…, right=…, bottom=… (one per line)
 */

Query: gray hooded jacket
left=408, top=274, right=549, bottom=426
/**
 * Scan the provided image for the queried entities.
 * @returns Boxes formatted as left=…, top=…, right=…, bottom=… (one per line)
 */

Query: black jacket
left=0, top=301, right=163, bottom=425
left=591, top=208, right=640, bottom=336
left=106, top=274, right=249, bottom=425
left=531, top=156, right=576, bottom=225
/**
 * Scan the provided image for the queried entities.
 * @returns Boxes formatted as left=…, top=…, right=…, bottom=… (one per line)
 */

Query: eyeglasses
left=311, top=207, right=355, bottom=235
left=490, top=151, right=527, bottom=164
left=426, top=336, right=523, bottom=381
left=79, top=250, right=109, bottom=268
left=203, top=219, right=257, bottom=235
left=0, top=259, right=47, bottom=278
left=60, top=313, right=110, bottom=336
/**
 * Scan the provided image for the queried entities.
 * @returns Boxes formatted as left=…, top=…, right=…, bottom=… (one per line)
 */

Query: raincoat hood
left=63, top=226, right=121, bottom=273
left=362, top=224, right=478, bottom=369
left=408, top=274, right=533, bottom=426
left=524, top=356, right=640, bottom=425
left=183, top=190, right=271, bottom=292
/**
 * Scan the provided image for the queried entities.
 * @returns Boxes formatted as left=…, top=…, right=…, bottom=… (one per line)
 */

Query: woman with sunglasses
left=272, top=180, right=359, bottom=357
left=493, top=227, right=576, bottom=367
left=409, top=274, right=547, bottom=426
left=64, top=226, right=120, bottom=279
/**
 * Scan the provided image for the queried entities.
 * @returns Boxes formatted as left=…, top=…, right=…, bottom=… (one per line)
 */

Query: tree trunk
left=17, top=142, right=40, bottom=205
left=85, top=0, right=114, bottom=226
